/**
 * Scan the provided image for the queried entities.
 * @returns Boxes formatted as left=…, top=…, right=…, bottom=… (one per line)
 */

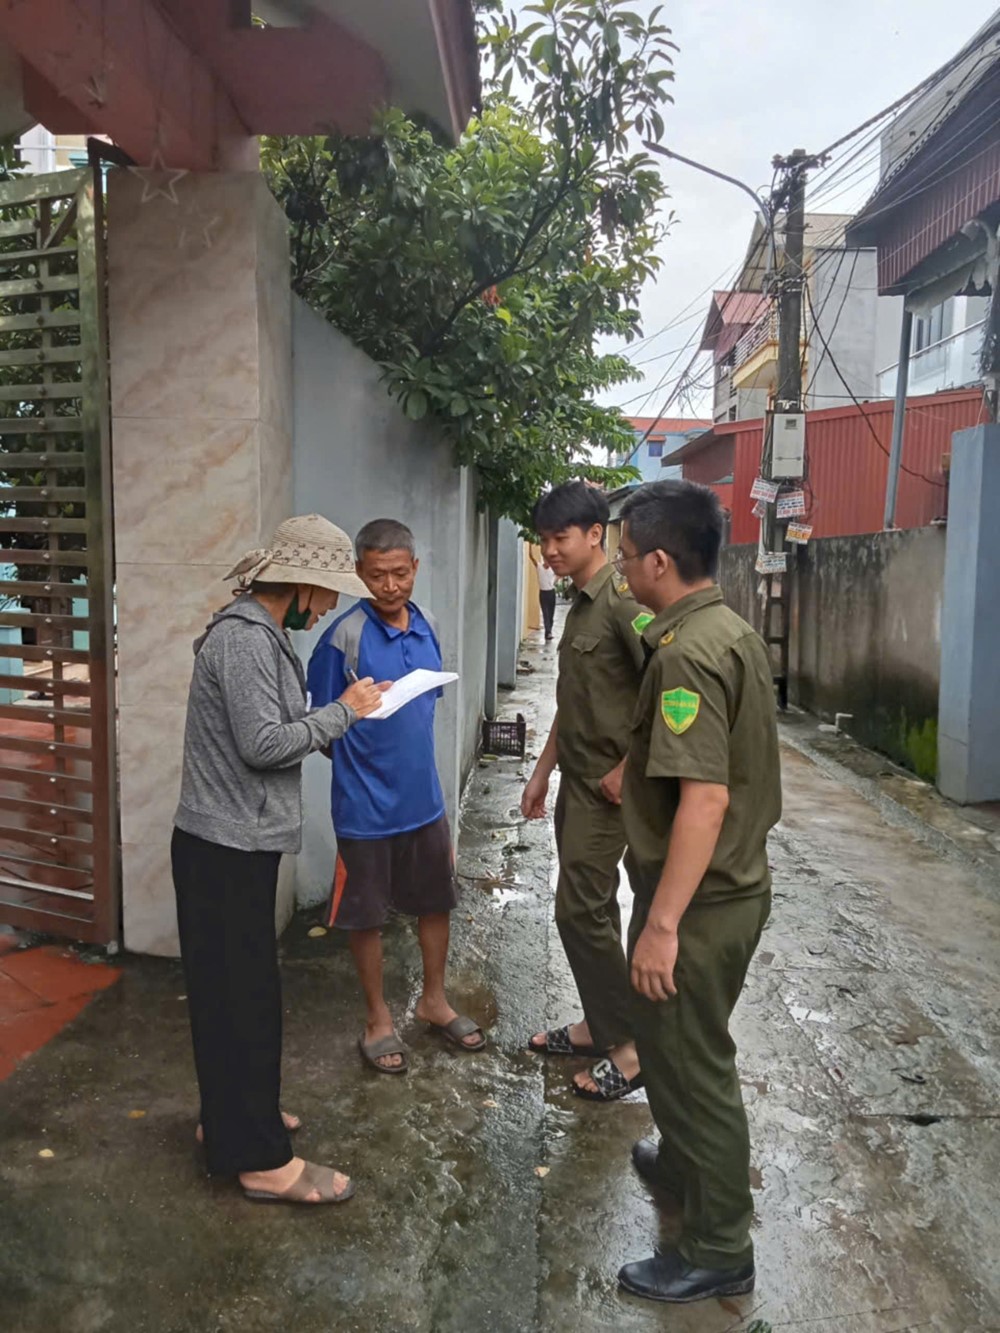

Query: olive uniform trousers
left=628, top=884, right=771, bottom=1270
left=553, top=773, right=634, bottom=1051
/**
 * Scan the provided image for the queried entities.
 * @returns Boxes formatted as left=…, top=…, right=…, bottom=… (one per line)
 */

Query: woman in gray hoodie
left=173, top=515, right=384, bottom=1206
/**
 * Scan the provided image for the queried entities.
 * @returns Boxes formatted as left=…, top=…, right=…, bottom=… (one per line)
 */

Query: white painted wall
left=496, top=518, right=524, bottom=689
left=290, top=297, right=492, bottom=907
left=807, top=248, right=903, bottom=409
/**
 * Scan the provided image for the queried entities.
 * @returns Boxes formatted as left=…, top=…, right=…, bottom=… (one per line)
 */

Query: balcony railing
left=877, top=319, right=986, bottom=398
left=733, top=307, right=779, bottom=372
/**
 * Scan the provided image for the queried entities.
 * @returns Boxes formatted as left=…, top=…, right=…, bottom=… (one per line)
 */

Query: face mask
left=283, top=594, right=311, bottom=632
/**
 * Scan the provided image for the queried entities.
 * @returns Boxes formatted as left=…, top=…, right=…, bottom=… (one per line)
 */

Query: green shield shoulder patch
left=661, top=687, right=700, bottom=735
left=631, top=612, right=654, bottom=636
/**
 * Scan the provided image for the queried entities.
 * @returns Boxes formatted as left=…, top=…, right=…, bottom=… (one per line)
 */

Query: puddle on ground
left=788, top=1003, right=833, bottom=1024
left=463, top=873, right=527, bottom=908
left=491, top=886, right=524, bottom=908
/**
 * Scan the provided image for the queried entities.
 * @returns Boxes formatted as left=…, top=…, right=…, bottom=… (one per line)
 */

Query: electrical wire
left=808, top=142, right=886, bottom=213
left=805, top=43, right=1000, bottom=227
left=611, top=303, right=705, bottom=360
left=629, top=338, right=713, bottom=369
left=805, top=249, right=861, bottom=397
left=855, top=106, right=1000, bottom=272
left=622, top=31, right=1000, bottom=416
left=802, top=281, right=946, bottom=487
left=625, top=224, right=776, bottom=439
left=813, top=16, right=1000, bottom=162
left=611, top=252, right=761, bottom=361
left=626, top=30, right=1000, bottom=478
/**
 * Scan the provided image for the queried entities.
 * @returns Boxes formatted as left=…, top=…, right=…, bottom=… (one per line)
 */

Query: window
left=913, top=301, right=951, bottom=353
left=648, top=440, right=664, bottom=457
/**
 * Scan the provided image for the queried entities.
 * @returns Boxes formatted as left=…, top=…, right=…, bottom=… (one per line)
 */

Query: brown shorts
left=324, top=815, right=458, bottom=931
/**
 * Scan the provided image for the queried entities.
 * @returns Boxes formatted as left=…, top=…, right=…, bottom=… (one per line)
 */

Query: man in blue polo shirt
left=307, top=518, right=486, bottom=1076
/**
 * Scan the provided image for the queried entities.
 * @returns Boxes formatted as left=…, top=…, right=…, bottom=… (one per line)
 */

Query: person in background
left=172, top=515, right=385, bottom=1207
left=521, top=482, right=649, bottom=1102
left=307, top=518, right=486, bottom=1076
left=535, top=551, right=558, bottom=641
left=614, top=481, right=781, bottom=1304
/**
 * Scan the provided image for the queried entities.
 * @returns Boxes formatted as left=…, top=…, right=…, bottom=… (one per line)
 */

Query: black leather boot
left=618, top=1248, right=755, bottom=1304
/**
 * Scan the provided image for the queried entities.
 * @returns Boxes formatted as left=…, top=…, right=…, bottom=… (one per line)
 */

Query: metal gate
left=0, top=167, right=118, bottom=946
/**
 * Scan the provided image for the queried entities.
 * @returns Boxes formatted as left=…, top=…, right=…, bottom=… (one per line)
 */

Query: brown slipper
left=243, top=1160, right=355, bottom=1205
left=428, top=1014, right=487, bottom=1052
left=358, top=1033, right=409, bottom=1075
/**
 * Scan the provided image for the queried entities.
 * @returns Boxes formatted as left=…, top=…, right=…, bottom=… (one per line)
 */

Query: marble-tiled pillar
left=108, top=171, right=293, bottom=956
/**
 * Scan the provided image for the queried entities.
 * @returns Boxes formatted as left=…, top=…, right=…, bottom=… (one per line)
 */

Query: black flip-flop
left=527, top=1024, right=605, bottom=1058
left=573, top=1056, right=645, bottom=1102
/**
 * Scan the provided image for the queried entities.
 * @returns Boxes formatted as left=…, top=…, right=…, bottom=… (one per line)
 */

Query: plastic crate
left=481, top=713, right=527, bottom=758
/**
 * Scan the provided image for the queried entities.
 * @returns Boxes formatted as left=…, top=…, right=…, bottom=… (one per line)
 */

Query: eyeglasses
left=613, top=548, right=646, bottom=573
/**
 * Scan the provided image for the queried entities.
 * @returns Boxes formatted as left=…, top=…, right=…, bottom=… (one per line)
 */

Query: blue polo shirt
left=306, top=600, right=446, bottom=840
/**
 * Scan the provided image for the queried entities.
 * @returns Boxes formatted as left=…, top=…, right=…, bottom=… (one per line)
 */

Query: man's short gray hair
left=355, top=518, right=416, bottom=560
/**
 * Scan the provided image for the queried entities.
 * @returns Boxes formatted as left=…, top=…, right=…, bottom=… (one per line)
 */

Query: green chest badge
left=631, top=612, right=654, bottom=636
left=661, top=687, right=701, bottom=735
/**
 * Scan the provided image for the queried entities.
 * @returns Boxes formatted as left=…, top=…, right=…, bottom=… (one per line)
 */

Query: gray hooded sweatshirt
left=174, top=595, right=356, bottom=853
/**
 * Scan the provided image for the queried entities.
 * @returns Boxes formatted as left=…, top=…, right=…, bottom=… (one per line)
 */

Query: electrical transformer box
left=772, top=412, right=806, bottom=478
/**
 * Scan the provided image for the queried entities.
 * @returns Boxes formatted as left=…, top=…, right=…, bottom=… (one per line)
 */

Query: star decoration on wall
left=129, top=148, right=188, bottom=205
left=48, top=42, right=113, bottom=108
left=177, top=199, right=221, bottom=251
left=83, top=70, right=109, bottom=108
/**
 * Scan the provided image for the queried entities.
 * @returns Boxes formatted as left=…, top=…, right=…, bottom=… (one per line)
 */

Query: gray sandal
left=243, top=1160, right=355, bottom=1205
left=428, top=1014, right=487, bottom=1052
left=358, top=1033, right=409, bottom=1075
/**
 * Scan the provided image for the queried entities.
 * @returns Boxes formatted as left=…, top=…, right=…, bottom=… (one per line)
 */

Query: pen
left=347, top=668, right=359, bottom=684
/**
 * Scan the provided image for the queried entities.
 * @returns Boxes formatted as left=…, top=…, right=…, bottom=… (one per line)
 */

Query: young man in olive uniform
left=521, top=482, right=649, bottom=1101
left=615, top=480, right=781, bottom=1304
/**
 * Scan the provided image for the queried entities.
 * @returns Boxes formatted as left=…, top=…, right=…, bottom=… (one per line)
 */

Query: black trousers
left=171, top=828, right=293, bottom=1176
left=540, top=589, right=557, bottom=638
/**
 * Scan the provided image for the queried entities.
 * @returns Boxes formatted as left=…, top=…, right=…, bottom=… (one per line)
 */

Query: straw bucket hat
left=225, top=514, right=369, bottom=600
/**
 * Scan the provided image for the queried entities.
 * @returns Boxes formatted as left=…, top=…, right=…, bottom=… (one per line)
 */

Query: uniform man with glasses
left=614, top=479, right=781, bottom=1305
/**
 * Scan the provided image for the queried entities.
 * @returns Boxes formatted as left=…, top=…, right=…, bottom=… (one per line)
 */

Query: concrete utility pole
left=774, top=153, right=810, bottom=413
left=762, top=149, right=821, bottom=707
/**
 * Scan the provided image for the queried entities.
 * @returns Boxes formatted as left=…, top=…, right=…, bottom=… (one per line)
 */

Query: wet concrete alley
left=1, top=606, right=999, bottom=1333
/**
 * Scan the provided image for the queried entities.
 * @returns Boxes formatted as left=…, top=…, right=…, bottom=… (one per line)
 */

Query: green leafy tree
left=262, top=0, right=676, bottom=527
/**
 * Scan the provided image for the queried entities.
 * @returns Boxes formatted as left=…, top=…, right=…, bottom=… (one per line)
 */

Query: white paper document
left=366, top=668, right=459, bottom=721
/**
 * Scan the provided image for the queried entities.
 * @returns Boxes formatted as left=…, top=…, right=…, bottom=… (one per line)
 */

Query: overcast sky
left=574, top=0, right=998, bottom=419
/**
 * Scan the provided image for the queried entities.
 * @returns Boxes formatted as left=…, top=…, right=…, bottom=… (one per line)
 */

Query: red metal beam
left=429, top=0, right=482, bottom=140
left=0, top=0, right=253, bottom=170
left=157, top=1, right=390, bottom=138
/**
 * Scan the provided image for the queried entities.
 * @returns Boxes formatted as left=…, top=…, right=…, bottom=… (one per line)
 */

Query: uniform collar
left=360, top=599, right=429, bottom=640
left=641, top=585, right=724, bottom=650
left=577, top=561, right=614, bottom=602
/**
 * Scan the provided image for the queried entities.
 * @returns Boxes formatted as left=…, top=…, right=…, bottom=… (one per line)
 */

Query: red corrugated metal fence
left=685, top=389, right=986, bottom=543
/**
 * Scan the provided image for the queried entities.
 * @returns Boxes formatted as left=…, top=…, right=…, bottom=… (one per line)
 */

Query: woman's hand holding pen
left=339, top=671, right=390, bottom=719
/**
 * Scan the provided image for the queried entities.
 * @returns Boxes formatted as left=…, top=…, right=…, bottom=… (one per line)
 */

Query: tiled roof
left=625, top=415, right=711, bottom=434
left=699, top=290, right=770, bottom=357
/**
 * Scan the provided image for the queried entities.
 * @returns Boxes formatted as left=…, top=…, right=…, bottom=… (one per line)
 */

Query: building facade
left=702, top=216, right=900, bottom=423
left=0, top=0, right=483, bottom=953
left=846, top=8, right=1000, bottom=805
left=618, top=415, right=710, bottom=481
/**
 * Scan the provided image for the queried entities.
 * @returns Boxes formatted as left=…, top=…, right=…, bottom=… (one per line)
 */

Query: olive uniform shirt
left=623, top=586, right=781, bottom=904
left=556, top=563, right=649, bottom=780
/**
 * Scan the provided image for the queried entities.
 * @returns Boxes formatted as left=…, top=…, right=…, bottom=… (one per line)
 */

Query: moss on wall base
left=899, top=714, right=938, bottom=782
